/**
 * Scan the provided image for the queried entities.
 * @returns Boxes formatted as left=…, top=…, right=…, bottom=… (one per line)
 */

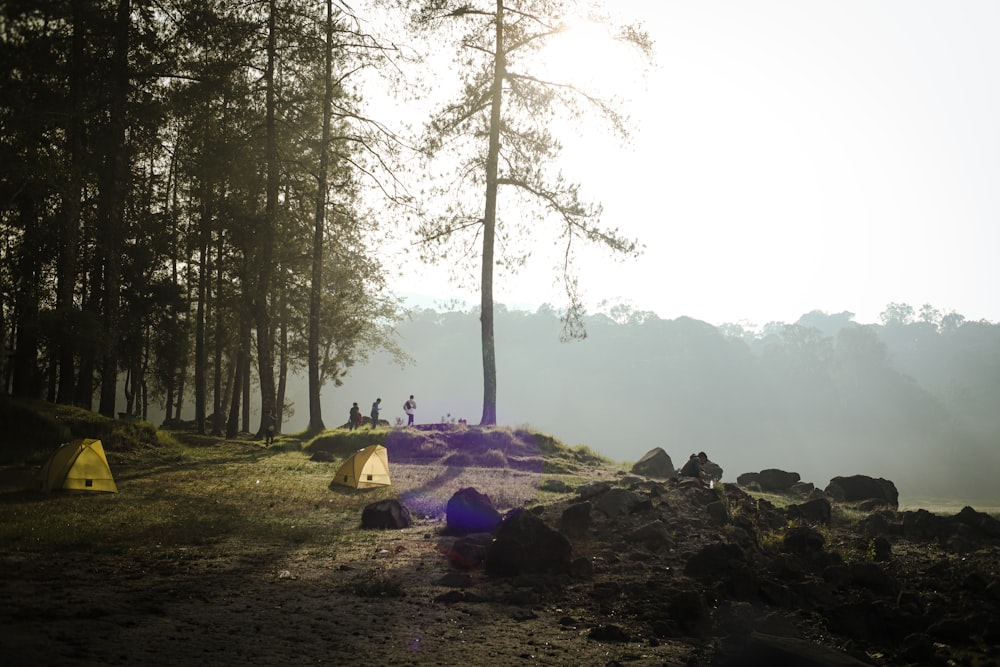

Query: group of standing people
left=347, top=395, right=417, bottom=429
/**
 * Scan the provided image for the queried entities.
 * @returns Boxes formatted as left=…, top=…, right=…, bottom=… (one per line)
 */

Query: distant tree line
left=331, top=302, right=998, bottom=499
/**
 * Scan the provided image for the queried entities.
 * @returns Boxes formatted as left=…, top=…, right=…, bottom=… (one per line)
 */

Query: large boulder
left=786, top=497, right=832, bottom=525
left=558, top=501, right=592, bottom=538
left=825, top=475, right=899, bottom=508
left=714, top=631, right=874, bottom=667
left=485, top=508, right=572, bottom=576
left=360, top=499, right=412, bottom=529
left=446, top=487, right=502, bottom=535
left=594, top=488, right=643, bottom=517
left=737, top=469, right=801, bottom=492
left=703, top=460, right=724, bottom=481
left=631, top=447, right=675, bottom=479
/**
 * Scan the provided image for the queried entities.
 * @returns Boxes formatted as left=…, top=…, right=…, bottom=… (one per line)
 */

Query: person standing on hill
left=370, top=398, right=381, bottom=429
left=348, top=402, right=361, bottom=430
left=404, top=395, right=417, bottom=426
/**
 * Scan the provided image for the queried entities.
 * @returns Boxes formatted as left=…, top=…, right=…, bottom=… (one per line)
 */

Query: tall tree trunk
left=0, top=303, right=7, bottom=396
left=194, top=99, right=215, bottom=434
left=226, top=348, right=243, bottom=439
left=12, top=192, right=42, bottom=399
left=219, top=353, right=235, bottom=426
left=276, top=291, right=287, bottom=433
left=212, top=227, right=224, bottom=436
left=98, top=0, right=130, bottom=417
left=163, top=154, right=180, bottom=424
left=241, top=314, right=251, bottom=432
left=74, top=266, right=99, bottom=408
left=479, top=0, right=505, bottom=426
left=254, top=0, right=279, bottom=438
left=307, top=0, right=335, bottom=434
left=194, top=210, right=208, bottom=434
left=175, top=255, right=194, bottom=421
left=57, top=0, right=86, bottom=404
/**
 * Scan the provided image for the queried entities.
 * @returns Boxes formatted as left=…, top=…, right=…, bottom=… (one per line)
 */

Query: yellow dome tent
left=331, top=444, right=391, bottom=489
left=38, top=438, right=118, bottom=493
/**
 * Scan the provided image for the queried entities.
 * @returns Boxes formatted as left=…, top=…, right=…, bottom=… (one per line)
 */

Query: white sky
left=382, top=0, right=1000, bottom=327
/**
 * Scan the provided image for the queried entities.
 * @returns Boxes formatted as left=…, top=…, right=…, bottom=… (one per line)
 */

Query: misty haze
left=259, top=302, right=997, bottom=504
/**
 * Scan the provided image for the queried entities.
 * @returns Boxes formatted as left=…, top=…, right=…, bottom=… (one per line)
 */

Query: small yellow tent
left=38, top=438, right=118, bottom=493
left=331, top=444, right=391, bottom=489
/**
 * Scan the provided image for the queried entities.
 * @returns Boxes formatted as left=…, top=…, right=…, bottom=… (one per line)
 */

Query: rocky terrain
left=3, top=446, right=999, bottom=666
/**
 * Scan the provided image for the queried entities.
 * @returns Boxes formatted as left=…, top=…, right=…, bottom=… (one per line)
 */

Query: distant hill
left=286, top=304, right=999, bottom=502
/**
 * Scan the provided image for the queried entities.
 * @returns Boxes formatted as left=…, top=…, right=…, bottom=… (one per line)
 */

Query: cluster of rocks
left=359, top=463, right=1000, bottom=666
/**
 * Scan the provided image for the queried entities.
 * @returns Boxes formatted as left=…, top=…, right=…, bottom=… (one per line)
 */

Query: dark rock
left=858, top=511, right=897, bottom=537
left=434, top=590, right=484, bottom=604
left=576, top=480, right=611, bottom=500
left=668, top=589, right=712, bottom=637
left=627, top=519, right=673, bottom=551
left=588, top=624, right=632, bottom=642
left=436, top=571, right=473, bottom=587
left=901, top=509, right=952, bottom=542
left=703, top=460, right=724, bottom=481
left=558, top=501, right=592, bottom=538
left=360, top=499, right=412, bottom=529
left=737, top=469, right=801, bottom=492
left=870, top=536, right=892, bottom=561
left=849, top=562, right=900, bottom=596
left=955, top=505, right=1000, bottom=539
left=825, top=600, right=913, bottom=643
left=538, top=478, right=573, bottom=493
left=786, top=497, right=832, bottom=525
left=790, top=481, right=816, bottom=497
left=485, top=508, right=572, bottom=576
left=758, top=469, right=802, bottom=492
left=927, top=616, right=976, bottom=644
left=714, top=631, right=874, bottom=666
left=783, top=526, right=826, bottom=553
left=824, top=475, right=899, bottom=508
left=758, top=579, right=798, bottom=608
left=594, top=488, right=642, bottom=517
left=630, top=447, right=675, bottom=479
left=707, top=500, right=729, bottom=525
left=569, top=556, right=594, bottom=579
left=446, top=487, right=501, bottom=535
left=445, top=532, right=493, bottom=569
left=685, top=542, right=746, bottom=580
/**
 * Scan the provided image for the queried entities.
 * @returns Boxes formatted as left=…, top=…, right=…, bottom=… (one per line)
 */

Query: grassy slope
left=0, top=398, right=623, bottom=554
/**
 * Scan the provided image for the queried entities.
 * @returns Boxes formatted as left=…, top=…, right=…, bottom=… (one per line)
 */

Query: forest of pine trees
left=1, top=2, right=410, bottom=435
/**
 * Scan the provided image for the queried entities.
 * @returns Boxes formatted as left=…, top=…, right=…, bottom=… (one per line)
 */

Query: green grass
left=899, top=498, right=1000, bottom=517
left=0, top=444, right=385, bottom=555
left=0, top=399, right=612, bottom=560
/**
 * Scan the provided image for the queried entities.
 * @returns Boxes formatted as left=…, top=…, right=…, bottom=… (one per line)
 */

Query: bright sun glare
left=537, top=18, right=634, bottom=92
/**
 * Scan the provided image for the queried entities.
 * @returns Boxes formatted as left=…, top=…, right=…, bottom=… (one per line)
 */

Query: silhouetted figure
left=348, top=402, right=361, bottom=430
left=404, top=395, right=417, bottom=426
left=679, top=451, right=710, bottom=483
left=265, top=412, right=276, bottom=447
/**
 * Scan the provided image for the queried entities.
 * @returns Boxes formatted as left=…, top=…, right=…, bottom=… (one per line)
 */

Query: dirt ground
left=0, top=459, right=704, bottom=667
left=5, top=458, right=996, bottom=667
